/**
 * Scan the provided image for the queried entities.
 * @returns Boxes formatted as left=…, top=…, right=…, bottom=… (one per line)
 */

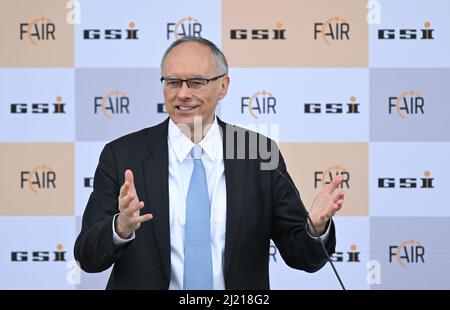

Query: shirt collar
left=168, top=116, right=223, bottom=162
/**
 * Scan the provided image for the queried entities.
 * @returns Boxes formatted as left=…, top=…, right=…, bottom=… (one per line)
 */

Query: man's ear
left=218, top=76, right=230, bottom=100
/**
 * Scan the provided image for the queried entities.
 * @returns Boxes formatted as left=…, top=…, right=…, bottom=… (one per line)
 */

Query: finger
left=326, top=175, right=343, bottom=195
left=125, top=169, right=134, bottom=186
left=125, top=169, right=138, bottom=197
left=136, top=213, right=153, bottom=223
left=127, top=212, right=153, bottom=226
left=335, top=198, right=344, bottom=205
left=119, top=181, right=129, bottom=198
left=120, top=192, right=135, bottom=209
left=333, top=190, right=345, bottom=202
left=125, top=201, right=145, bottom=216
left=324, top=201, right=341, bottom=217
left=331, top=202, right=343, bottom=215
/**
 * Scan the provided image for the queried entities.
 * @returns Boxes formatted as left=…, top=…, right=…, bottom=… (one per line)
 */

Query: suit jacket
left=74, top=117, right=336, bottom=289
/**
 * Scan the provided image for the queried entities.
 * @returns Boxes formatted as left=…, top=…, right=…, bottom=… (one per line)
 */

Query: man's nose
left=177, top=81, right=192, bottom=99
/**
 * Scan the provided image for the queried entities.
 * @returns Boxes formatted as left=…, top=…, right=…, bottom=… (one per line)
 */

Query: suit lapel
left=142, top=118, right=171, bottom=281
left=218, top=118, right=247, bottom=277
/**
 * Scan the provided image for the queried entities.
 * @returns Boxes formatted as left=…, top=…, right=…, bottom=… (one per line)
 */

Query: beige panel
left=0, top=143, right=74, bottom=215
left=222, top=0, right=368, bottom=67
left=0, top=0, right=74, bottom=67
left=279, top=143, right=368, bottom=216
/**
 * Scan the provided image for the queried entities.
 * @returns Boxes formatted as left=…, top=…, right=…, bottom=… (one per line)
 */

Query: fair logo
left=94, top=90, right=130, bottom=119
left=314, top=165, right=350, bottom=189
left=389, top=240, right=425, bottom=267
left=167, top=16, right=202, bottom=40
left=314, top=16, right=350, bottom=45
left=241, top=90, right=277, bottom=119
left=20, top=165, right=56, bottom=193
left=388, top=90, right=424, bottom=120
left=19, top=16, right=56, bottom=45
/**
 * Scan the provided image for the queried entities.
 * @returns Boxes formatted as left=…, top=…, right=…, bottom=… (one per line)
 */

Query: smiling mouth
left=176, top=104, right=199, bottom=111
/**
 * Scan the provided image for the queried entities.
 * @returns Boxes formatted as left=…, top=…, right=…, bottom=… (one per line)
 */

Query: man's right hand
left=115, top=169, right=153, bottom=239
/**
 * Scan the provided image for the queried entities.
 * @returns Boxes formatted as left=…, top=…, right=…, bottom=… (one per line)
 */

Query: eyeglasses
left=160, top=74, right=226, bottom=91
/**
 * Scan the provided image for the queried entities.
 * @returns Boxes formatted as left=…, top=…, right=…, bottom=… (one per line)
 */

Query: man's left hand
left=307, top=175, right=345, bottom=236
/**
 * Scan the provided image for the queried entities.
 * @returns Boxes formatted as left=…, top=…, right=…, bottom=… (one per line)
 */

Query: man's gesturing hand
left=308, top=175, right=345, bottom=236
left=115, top=169, right=153, bottom=239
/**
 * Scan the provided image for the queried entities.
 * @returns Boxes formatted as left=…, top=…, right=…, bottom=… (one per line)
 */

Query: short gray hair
left=160, top=36, right=228, bottom=76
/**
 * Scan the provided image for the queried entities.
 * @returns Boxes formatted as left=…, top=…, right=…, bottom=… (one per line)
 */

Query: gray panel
left=370, top=69, right=450, bottom=141
left=370, top=217, right=450, bottom=289
left=76, top=68, right=167, bottom=141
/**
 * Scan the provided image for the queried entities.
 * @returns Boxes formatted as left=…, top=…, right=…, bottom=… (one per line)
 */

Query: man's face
left=161, top=42, right=229, bottom=131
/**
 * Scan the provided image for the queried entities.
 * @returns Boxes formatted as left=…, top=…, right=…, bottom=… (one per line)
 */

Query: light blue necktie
left=183, top=145, right=213, bottom=290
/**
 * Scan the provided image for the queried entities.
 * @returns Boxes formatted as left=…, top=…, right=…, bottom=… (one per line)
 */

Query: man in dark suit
left=74, top=36, right=345, bottom=290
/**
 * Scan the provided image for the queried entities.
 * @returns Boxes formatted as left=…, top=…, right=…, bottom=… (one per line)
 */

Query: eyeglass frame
left=160, top=74, right=226, bottom=90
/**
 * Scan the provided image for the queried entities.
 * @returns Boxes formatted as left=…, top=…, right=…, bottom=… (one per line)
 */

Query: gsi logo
left=11, top=244, right=66, bottom=262
left=378, top=22, right=434, bottom=40
left=83, top=22, right=138, bottom=40
left=10, top=96, right=66, bottom=114
left=230, top=22, right=286, bottom=40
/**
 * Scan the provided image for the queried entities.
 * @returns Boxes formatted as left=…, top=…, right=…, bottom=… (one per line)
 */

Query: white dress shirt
left=165, top=117, right=227, bottom=289
left=112, top=116, right=330, bottom=289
